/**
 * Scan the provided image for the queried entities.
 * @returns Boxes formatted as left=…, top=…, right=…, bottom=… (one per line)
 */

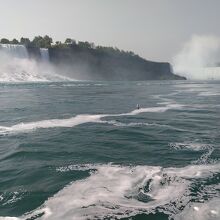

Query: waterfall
left=0, top=44, right=50, bottom=62
left=40, top=48, right=50, bottom=62
left=0, top=44, right=74, bottom=82
left=0, top=44, right=29, bottom=59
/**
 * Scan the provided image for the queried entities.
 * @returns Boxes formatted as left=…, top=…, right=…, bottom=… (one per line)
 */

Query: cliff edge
left=47, top=45, right=186, bottom=80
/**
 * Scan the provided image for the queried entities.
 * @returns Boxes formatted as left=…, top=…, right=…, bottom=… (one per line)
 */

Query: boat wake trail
left=0, top=103, right=183, bottom=135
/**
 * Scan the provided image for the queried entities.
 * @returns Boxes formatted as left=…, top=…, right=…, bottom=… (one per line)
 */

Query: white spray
left=173, top=35, right=220, bottom=80
left=0, top=44, right=74, bottom=82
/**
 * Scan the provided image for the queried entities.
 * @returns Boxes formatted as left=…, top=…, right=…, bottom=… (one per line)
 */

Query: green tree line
left=0, top=35, right=53, bottom=48
left=0, top=35, right=137, bottom=57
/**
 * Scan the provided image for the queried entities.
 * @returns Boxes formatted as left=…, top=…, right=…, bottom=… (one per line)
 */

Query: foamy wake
left=0, top=103, right=183, bottom=135
left=3, top=162, right=219, bottom=220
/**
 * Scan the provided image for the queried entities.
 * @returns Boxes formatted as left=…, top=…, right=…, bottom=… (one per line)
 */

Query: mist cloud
left=173, top=35, right=220, bottom=80
left=0, top=50, right=74, bottom=82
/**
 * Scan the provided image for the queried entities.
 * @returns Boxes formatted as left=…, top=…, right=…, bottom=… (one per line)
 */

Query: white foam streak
left=0, top=115, right=103, bottom=134
left=0, top=103, right=183, bottom=135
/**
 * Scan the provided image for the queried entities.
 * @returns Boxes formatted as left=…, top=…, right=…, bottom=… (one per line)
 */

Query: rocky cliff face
left=48, top=47, right=186, bottom=80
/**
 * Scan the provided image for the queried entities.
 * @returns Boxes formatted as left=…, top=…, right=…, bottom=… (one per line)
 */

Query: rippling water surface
left=0, top=81, right=219, bottom=220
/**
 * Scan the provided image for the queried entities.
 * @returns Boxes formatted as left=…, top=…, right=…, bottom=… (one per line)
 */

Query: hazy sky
left=0, top=0, right=219, bottom=61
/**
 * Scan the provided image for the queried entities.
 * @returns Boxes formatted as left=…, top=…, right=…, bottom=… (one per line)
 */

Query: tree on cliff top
left=43, top=35, right=53, bottom=48
left=0, top=38, right=10, bottom=44
left=78, top=41, right=95, bottom=49
left=20, top=38, right=31, bottom=46
left=65, top=38, right=76, bottom=45
left=11, top=39, right=19, bottom=44
left=32, top=35, right=53, bottom=48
